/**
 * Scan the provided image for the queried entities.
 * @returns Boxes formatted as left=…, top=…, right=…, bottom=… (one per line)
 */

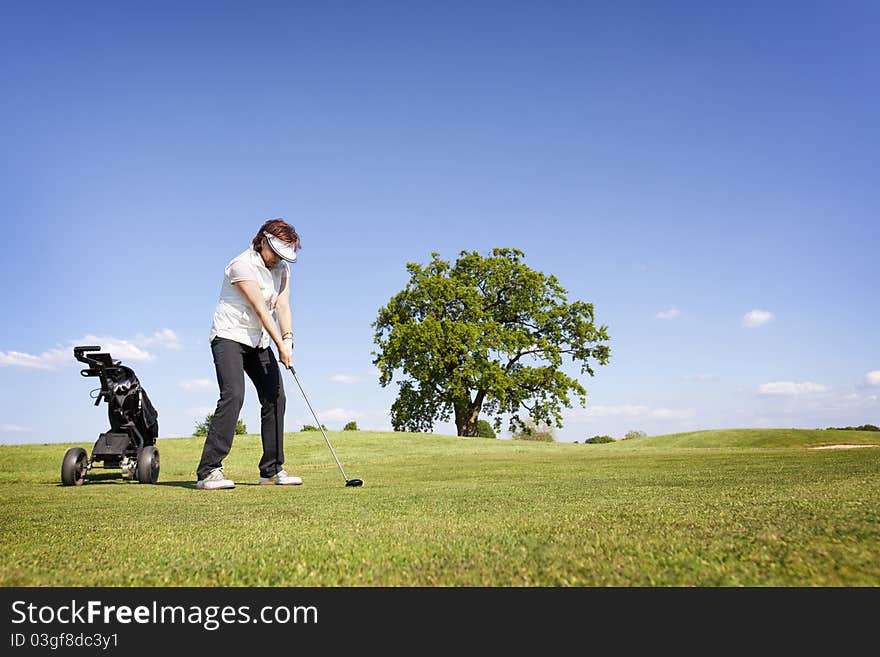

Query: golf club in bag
left=285, top=365, right=363, bottom=487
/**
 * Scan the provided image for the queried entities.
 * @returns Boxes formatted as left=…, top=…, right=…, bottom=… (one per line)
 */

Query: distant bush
left=301, top=424, right=327, bottom=432
left=623, top=430, right=647, bottom=441
left=477, top=419, right=496, bottom=439
left=825, top=424, right=879, bottom=432
left=585, top=435, right=615, bottom=444
left=193, top=416, right=210, bottom=437
left=513, top=419, right=555, bottom=442
left=343, top=421, right=358, bottom=431
left=194, top=414, right=246, bottom=436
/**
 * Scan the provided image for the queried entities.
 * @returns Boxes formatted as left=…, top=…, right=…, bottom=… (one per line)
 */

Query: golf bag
left=61, top=345, right=160, bottom=485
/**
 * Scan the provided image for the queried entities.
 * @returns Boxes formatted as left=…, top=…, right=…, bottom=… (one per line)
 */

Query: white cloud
left=330, top=374, right=359, bottom=384
left=865, top=371, right=880, bottom=387
left=188, top=406, right=215, bottom=418
left=0, top=340, right=149, bottom=370
left=582, top=404, right=650, bottom=417
left=77, top=336, right=154, bottom=362
left=649, top=408, right=696, bottom=420
left=685, top=373, right=719, bottom=382
left=179, top=378, right=213, bottom=391
left=656, top=308, right=680, bottom=320
left=0, top=349, right=67, bottom=369
left=758, top=381, right=830, bottom=395
left=316, top=408, right=365, bottom=422
left=0, top=330, right=179, bottom=370
left=568, top=405, right=694, bottom=421
left=0, top=424, right=32, bottom=433
left=138, top=328, right=181, bottom=350
left=742, top=309, right=774, bottom=328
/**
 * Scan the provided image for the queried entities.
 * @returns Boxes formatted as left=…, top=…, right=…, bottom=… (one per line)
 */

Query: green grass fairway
left=1, top=429, right=878, bottom=586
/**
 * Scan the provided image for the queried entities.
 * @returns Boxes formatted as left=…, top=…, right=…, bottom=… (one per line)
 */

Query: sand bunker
left=808, top=444, right=880, bottom=450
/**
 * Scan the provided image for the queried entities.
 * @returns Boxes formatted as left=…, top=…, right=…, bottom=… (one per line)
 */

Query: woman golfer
left=196, top=219, right=302, bottom=490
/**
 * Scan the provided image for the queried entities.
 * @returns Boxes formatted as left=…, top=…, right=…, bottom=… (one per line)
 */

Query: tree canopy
left=372, top=248, right=611, bottom=436
left=193, top=414, right=246, bottom=436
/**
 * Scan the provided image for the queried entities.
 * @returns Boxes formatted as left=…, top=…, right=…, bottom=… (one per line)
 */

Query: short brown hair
left=252, top=219, right=301, bottom=254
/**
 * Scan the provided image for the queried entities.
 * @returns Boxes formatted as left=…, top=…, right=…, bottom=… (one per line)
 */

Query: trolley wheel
left=61, top=447, right=88, bottom=486
left=136, top=446, right=160, bottom=484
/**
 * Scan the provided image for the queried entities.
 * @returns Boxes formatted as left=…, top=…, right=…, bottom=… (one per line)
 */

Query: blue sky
left=1, top=1, right=877, bottom=446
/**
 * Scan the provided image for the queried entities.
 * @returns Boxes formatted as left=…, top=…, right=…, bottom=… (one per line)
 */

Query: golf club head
left=345, top=478, right=364, bottom=487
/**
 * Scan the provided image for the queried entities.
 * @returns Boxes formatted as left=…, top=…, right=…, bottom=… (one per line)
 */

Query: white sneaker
left=197, top=468, right=235, bottom=490
left=259, top=469, right=303, bottom=486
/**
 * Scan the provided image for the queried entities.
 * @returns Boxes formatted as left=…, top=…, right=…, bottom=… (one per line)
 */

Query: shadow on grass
left=51, top=474, right=201, bottom=489
left=156, top=481, right=269, bottom=489
left=155, top=480, right=199, bottom=489
left=52, top=472, right=124, bottom=486
left=50, top=475, right=274, bottom=489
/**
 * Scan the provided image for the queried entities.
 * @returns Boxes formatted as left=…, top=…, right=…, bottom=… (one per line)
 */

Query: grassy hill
left=0, top=429, right=878, bottom=586
left=615, top=427, right=880, bottom=449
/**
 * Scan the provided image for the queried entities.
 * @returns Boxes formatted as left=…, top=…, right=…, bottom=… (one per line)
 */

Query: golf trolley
left=61, top=346, right=160, bottom=485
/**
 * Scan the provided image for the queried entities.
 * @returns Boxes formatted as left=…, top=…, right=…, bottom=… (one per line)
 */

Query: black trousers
left=196, top=337, right=286, bottom=480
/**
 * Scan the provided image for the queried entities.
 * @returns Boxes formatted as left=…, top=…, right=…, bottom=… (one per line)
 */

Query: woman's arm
left=233, top=280, right=292, bottom=368
left=275, top=268, right=292, bottom=341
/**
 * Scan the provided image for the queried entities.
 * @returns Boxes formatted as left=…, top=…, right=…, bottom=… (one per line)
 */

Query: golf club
left=285, top=365, right=363, bottom=487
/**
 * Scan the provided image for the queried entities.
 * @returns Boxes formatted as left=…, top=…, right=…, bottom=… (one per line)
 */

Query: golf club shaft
left=288, top=367, right=349, bottom=482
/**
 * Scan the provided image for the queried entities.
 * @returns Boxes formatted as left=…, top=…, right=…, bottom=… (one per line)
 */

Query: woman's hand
left=278, top=341, right=293, bottom=370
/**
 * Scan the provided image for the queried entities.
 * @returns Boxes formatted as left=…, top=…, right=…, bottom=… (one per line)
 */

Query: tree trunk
left=454, top=390, right=486, bottom=437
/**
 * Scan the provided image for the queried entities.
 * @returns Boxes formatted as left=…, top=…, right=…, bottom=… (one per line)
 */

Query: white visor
left=263, top=232, right=297, bottom=263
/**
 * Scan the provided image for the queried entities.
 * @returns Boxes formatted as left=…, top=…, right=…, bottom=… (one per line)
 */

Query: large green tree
left=372, top=249, right=611, bottom=437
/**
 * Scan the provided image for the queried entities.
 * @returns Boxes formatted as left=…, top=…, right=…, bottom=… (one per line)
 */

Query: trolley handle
left=74, top=346, right=117, bottom=405
left=74, top=345, right=102, bottom=363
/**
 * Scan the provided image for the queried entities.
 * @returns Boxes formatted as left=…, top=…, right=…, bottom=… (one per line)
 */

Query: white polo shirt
left=209, top=247, right=289, bottom=349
